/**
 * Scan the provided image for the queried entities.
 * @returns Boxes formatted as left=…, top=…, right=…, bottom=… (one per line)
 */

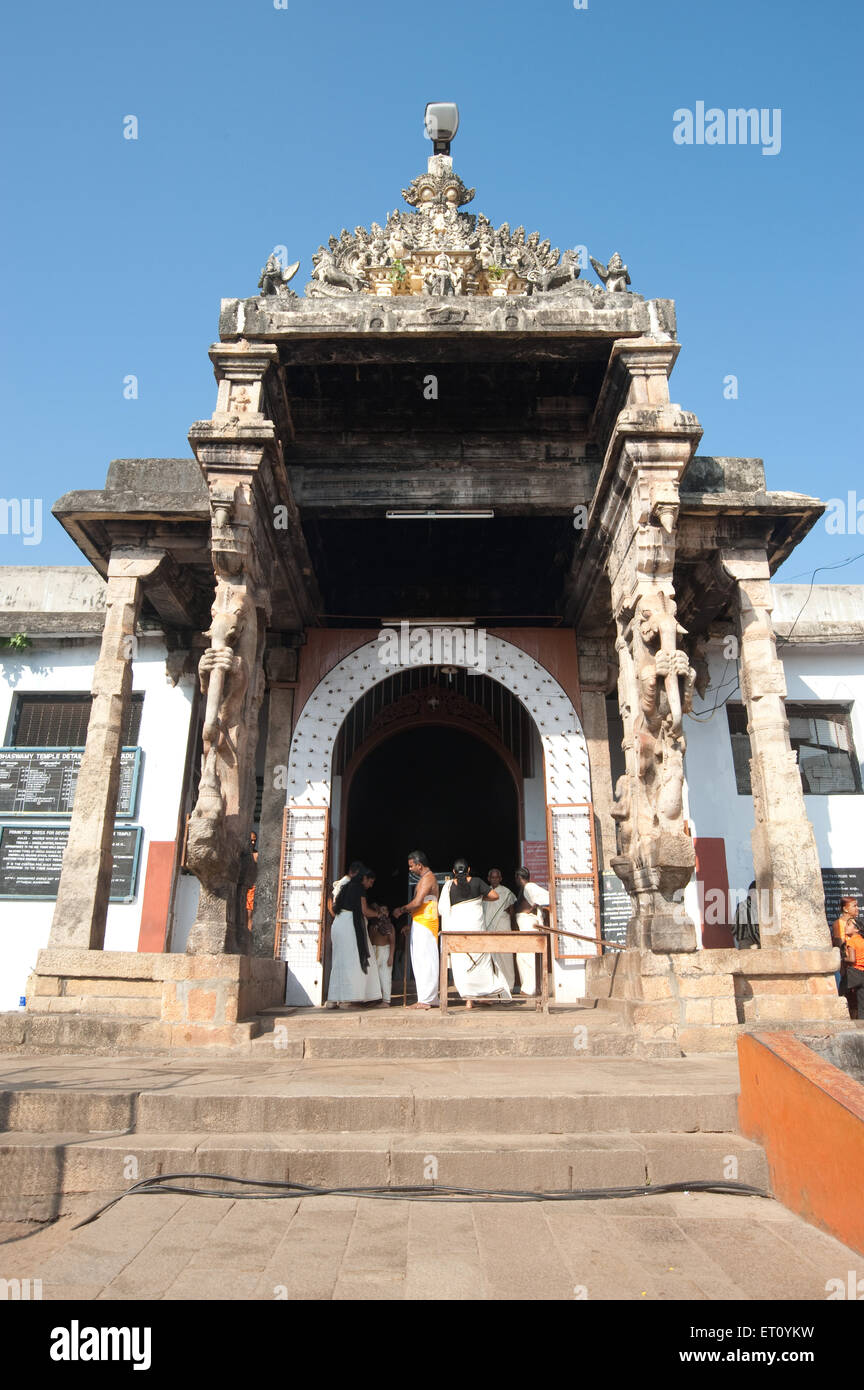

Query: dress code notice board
left=0, top=747, right=141, bottom=818
left=0, top=825, right=143, bottom=901
left=821, top=867, right=864, bottom=925
left=600, top=870, right=631, bottom=947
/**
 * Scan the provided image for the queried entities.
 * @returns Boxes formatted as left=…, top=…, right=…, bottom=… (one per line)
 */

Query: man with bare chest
left=393, top=850, right=440, bottom=1009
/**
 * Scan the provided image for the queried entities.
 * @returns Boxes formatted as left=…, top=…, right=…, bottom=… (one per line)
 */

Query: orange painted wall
left=738, top=1031, right=864, bottom=1256
left=136, top=841, right=176, bottom=952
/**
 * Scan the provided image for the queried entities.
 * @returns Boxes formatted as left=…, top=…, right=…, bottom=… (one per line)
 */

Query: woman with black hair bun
left=327, top=867, right=384, bottom=1007
left=438, top=858, right=511, bottom=1008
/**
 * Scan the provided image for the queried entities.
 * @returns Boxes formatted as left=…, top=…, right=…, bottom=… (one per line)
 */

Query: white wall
left=0, top=637, right=195, bottom=1010
left=684, top=635, right=864, bottom=932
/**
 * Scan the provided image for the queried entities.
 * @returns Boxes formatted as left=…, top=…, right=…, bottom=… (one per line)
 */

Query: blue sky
left=1, top=0, right=862, bottom=583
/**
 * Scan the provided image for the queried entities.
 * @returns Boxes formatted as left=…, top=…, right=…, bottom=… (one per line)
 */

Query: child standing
left=844, top=916, right=864, bottom=1020
left=368, top=903, right=396, bottom=1006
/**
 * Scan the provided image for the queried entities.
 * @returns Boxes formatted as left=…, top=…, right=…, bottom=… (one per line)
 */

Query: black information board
left=600, top=869, right=631, bottom=947
left=0, top=825, right=143, bottom=901
left=0, top=747, right=140, bottom=818
left=822, top=867, right=864, bottom=927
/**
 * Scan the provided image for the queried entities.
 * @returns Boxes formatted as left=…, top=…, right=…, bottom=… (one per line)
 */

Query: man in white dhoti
left=439, top=859, right=511, bottom=1007
left=394, top=851, right=440, bottom=1009
left=513, top=866, right=550, bottom=997
left=483, top=868, right=517, bottom=991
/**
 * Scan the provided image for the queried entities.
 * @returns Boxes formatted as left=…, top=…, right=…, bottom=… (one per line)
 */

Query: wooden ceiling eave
left=50, top=506, right=215, bottom=629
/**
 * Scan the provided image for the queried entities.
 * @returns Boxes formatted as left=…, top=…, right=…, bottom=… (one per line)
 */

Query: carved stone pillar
left=577, top=635, right=617, bottom=871
left=251, top=646, right=298, bottom=958
left=720, top=548, right=831, bottom=949
left=49, top=549, right=164, bottom=949
left=184, top=343, right=277, bottom=955
left=600, top=344, right=703, bottom=951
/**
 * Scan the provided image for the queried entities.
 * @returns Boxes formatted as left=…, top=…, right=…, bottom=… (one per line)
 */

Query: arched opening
left=278, top=633, right=596, bottom=1006
left=342, top=725, right=521, bottom=909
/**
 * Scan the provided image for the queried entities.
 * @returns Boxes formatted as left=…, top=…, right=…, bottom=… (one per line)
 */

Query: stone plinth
left=24, top=950, right=286, bottom=1047
left=586, top=947, right=848, bottom=1053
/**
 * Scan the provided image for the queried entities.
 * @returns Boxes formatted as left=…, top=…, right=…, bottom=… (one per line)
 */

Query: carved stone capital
left=106, top=547, right=169, bottom=581
left=209, top=340, right=279, bottom=422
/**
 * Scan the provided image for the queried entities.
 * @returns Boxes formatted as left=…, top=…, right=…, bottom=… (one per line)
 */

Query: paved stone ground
left=2, top=1048, right=860, bottom=1301
left=0, top=1189, right=859, bottom=1301
left=0, top=1051, right=742, bottom=1094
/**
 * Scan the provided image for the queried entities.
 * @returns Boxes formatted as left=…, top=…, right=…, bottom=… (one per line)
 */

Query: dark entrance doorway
left=343, top=725, right=521, bottom=909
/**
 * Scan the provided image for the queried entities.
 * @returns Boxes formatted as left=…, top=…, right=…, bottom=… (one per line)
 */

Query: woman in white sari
left=327, top=868, right=384, bottom=1007
left=439, top=858, right=512, bottom=1008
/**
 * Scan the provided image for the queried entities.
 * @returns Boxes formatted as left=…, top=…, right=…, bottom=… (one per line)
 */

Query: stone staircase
left=0, top=1021, right=770, bottom=1222
left=0, top=1000, right=664, bottom=1057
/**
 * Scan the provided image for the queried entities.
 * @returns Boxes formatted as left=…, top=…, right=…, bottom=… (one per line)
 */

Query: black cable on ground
left=72, top=1171, right=772, bottom=1229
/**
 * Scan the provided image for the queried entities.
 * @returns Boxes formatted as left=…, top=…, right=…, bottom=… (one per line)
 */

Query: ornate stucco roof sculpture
left=256, top=109, right=632, bottom=305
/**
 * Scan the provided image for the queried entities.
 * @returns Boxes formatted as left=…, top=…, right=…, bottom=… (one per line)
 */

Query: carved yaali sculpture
left=307, top=244, right=367, bottom=296
left=185, top=580, right=263, bottom=955
left=611, top=589, right=698, bottom=952
left=258, top=254, right=301, bottom=297
left=590, top=252, right=631, bottom=293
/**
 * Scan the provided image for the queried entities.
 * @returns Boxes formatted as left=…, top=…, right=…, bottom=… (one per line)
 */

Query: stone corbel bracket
left=210, top=341, right=279, bottom=423
left=207, top=481, right=248, bottom=581
left=567, top=406, right=703, bottom=628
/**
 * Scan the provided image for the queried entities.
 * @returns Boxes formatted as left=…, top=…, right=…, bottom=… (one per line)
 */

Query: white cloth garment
left=327, top=910, right=382, bottom=1003
left=515, top=880, right=550, bottom=996
left=410, top=900, right=440, bottom=1006
left=482, top=885, right=517, bottom=990
left=440, top=880, right=511, bottom=1001
left=331, top=874, right=350, bottom=903
left=372, top=943, right=392, bottom=1003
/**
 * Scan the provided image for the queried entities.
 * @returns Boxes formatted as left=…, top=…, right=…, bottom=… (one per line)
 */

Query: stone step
left=0, top=1011, right=262, bottom=1053
left=250, top=1010, right=639, bottom=1059
left=0, top=1128, right=769, bottom=1221
left=245, top=1002, right=684, bottom=1059
left=0, top=1057, right=741, bottom=1136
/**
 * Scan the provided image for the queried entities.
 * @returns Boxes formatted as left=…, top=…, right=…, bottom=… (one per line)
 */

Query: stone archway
left=278, top=634, right=596, bottom=1004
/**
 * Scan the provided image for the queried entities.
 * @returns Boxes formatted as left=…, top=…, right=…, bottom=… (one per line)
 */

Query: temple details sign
left=0, top=747, right=141, bottom=818
left=821, top=867, right=864, bottom=926
left=600, top=870, right=631, bottom=949
left=0, top=825, right=143, bottom=901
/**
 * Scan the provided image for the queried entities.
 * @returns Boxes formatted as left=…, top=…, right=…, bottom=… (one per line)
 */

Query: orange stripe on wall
left=738, top=1031, right=864, bottom=1256
left=137, top=841, right=176, bottom=952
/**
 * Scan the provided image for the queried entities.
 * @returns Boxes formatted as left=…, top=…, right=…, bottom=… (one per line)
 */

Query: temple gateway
left=1, top=114, right=861, bottom=1052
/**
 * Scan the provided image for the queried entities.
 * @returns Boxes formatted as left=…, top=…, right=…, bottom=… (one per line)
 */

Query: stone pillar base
left=586, top=947, right=848, bottom=1053
left=23, top=949, right=286, bottom=1047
